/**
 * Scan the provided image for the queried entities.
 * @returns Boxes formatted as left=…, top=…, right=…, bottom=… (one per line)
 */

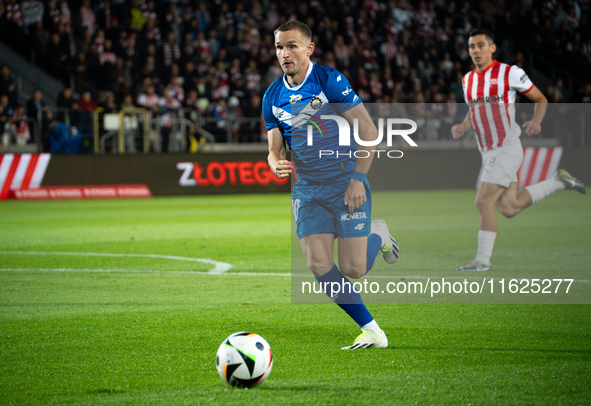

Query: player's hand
left=344, top=180, right=366, bottom=213
left=274, top=160, right=292, bottom=179
left=522, top=119, right=542, bottom=136
left=451, top=124, right=465, bottom=139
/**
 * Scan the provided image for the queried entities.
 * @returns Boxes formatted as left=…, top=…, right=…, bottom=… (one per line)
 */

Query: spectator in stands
left=240, top=94, right=262, bottom=143
left=48, top=115, right=84, bottom=154
left=544, top=85, right=559, bottom=103
left=0, top=95, right=14, bottom=145
left=56, top=86, right=76, bottom=121
left=11, top=105, right=31, bottom=146
left=417, top=51, right=435, bottom=88
left=72, top=52, right=90, bottom=93
left=77, top=90, right=97, bottom=112
left=137, top=85, right=160, bottom=113
left=0, top=0, right=588, bottom=147
left=0, top=94, right=14, bottom=119
left=574, top=83, right=591, bottom=103
left=40, top=107, right=56, bottom=152
left=0, top=64, right=18, bottom=106
left=120, top=94, right=135, bottom=109
left=26, top=89, right=48, bottom=122
left=46, top=31, right=70, bottom=84
left=162, top=31, right=181, bottom=74
left=98, top=39, right=117, bottom=92
left=98, top=92, right=117, bottom=112
left=553, top=78, right=566, bottom=103
left=160, top=86, right=181, bottom=153
left=79, top=0, right=96, bottom=36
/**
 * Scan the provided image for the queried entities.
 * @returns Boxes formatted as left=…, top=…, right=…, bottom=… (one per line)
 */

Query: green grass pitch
left=1, top=191, right=590, bottom=405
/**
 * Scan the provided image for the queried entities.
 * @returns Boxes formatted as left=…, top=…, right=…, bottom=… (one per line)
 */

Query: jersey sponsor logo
left=289, top=94, right=302, bottom=104
left=468, top=94, right=503, bottom=106
left=341, top=212, right=367, bottom=221
left=520, top=73, right=528, bottom=83
left=490, top=79, right=498, bottom=85
left=342, top=87, right=352, bottom=96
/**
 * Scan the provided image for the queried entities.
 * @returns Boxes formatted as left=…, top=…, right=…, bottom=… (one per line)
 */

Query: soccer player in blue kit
left=263, top=21, right=399, bottom=349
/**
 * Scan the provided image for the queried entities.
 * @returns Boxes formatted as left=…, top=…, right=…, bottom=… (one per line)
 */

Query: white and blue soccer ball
left=216, top=332, right=273, bottom=388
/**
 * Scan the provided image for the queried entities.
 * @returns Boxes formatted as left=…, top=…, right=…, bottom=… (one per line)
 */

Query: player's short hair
left=274, top=21, right=312, bottom=42
left=469, top=29, right=494, bottom=45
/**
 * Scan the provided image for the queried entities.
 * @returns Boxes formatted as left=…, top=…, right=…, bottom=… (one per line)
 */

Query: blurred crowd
left=0, top=0, right=590, bottom=149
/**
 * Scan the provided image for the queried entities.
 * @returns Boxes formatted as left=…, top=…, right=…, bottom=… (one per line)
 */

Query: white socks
left=525, top=178, right=565, bottom=204
left=361, top=320, right=383, bottom=335
left=475, top=230, right=496, bottom=265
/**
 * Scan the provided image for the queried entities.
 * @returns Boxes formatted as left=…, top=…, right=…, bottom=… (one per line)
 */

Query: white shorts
left=480, top=139, right=523, bottom=188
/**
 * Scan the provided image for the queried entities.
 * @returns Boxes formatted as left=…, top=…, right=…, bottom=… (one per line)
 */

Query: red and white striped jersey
left=462, top=60, right=534, bottom=152
left=137, top=93, right=161, bottom=109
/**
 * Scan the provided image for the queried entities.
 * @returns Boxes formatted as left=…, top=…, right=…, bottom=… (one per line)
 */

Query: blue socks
left=366, top=233, right=382, bottom=275
left=313, top=235, right=382, bottom=327
left=315, top=264, right=373, bottom=327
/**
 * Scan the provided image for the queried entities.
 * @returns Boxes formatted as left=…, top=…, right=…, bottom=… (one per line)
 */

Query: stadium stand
left=0, top=0, right=589, bottom=151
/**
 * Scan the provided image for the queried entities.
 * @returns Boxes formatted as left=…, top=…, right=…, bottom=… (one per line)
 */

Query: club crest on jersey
left=310, top=96, right=323, bottom=110
left=289, top=94, right=302, bottom=104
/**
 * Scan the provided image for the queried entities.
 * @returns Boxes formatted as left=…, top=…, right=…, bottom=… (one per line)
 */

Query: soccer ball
left=216, top=332, right=273, bottom=388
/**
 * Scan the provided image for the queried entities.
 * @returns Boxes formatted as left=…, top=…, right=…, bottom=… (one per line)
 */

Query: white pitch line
left=1, top=252, right=589, bottom=282
left=1, top=267, right=588, bottom=283
left=0, top=251, right=232, bottom=274
left=0, top=268, right=291, bottom=276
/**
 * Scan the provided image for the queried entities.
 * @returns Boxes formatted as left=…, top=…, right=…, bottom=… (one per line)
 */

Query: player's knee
left=497, top=204, right=519, bottom=218
left=307, top=260, right=333, bottom=277
left=339, top=264, right=365, bottom=279
left=475, top=195, right=494, bottom=212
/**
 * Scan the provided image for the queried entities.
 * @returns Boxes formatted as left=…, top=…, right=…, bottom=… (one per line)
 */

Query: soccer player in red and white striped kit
left=452, top=29, right=586, bottom=271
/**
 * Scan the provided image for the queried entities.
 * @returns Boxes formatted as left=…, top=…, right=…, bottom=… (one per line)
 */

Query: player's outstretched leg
left=370, top=219, right=400, bottom=264
left=314, top=264, right=388, bottom=350
left=525, top=169, right=586, bottom=205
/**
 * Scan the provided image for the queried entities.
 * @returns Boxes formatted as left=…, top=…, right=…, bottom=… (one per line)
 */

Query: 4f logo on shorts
left=354, top=223, right=365, bottom=231
left=292, top=199, right=300, bottom=222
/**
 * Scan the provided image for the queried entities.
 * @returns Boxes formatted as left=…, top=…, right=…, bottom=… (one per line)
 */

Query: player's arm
left=451, top=112, right=472, bottom=139
left=267, top=127, right=292, bottom=179
left=521, top=86, right=547, bottom=136
left=341, top=104, right=378, bottom=213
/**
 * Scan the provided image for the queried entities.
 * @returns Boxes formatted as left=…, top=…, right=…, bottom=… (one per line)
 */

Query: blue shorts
left=292, top=178, right=372, bottom=239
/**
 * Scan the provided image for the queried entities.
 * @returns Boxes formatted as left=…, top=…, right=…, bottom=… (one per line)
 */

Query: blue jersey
left=262, top=62, right=361, bottom=184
